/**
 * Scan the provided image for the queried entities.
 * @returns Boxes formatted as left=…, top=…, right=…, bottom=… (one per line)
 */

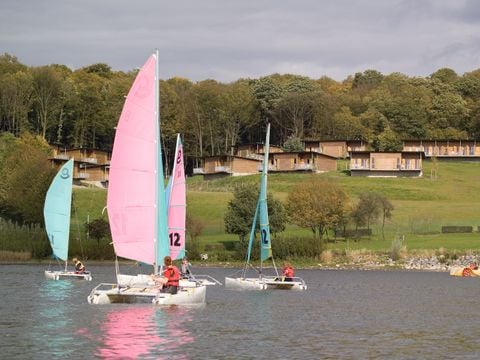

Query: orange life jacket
left=283, top=266, right=294, bottom=278
left=163, top=265, right=180, bottom=286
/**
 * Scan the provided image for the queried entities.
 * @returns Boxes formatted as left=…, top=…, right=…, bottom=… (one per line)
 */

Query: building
left=350, top=151, right=423, bottom=177
left=50, top=147, right=110, bottom=186
left=269, top=151, right=337, bottom=173
left=303, top=140, right=367, bottom=158
left=199, top=155, right=262, bottom=179
left=403, top=140, right=480, bottom=160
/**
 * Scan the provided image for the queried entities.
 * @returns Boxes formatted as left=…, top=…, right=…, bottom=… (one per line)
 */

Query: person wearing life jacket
left=180, top=256, right=192, bottom=279
left=282, top=262, right=295, bottom=282
left=73, top=258, right=86, bottom=273
left=156, top=256, right=180, bottom=294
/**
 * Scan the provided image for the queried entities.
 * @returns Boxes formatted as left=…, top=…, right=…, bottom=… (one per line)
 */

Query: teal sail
left=245, top=123, right=272, bottom=265
left=44, top=159, right=73, bottom=262
left=259, top=123, right=272, bottom=261
left=155, top=50, right=170, bottom=270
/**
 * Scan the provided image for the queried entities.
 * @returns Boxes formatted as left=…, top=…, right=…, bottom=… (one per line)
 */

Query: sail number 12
left=169, top=232, right=181, bottom=246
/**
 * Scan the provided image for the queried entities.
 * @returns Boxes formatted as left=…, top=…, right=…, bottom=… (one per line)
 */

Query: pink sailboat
left=88, top=51, right=205, bottom=305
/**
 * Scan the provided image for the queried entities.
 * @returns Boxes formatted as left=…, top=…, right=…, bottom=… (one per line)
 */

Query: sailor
left=152, top=256, right=180, bottom=294
left=282, top=262, right=295, bottom=282
left=180, top=256, right=192, bottom=279
left=73, top=258, right=86, bottom=273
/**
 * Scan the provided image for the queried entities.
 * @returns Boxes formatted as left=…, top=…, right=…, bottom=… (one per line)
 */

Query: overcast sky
left=1, top=0, right=479, bottom=82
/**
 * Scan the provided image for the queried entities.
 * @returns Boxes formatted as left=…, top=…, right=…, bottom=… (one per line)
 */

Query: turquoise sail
left=44, top=159, right=74, bottom=262
left=259, top=123, right=272, bottom=261
left=245, top=123, right=272, bottom=265
left=155, top=51, right=170, bottom=269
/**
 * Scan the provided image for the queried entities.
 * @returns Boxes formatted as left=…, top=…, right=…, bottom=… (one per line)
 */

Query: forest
left=1, top=52, right=480, bottom=171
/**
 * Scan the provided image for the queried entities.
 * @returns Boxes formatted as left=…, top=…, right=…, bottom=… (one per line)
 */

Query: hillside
left=73, top=160, right=480, bottom=256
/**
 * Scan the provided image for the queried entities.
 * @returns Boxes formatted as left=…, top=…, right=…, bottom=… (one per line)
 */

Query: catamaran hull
left=117, top=273, right=220, bottom=287
left=264, top=280, right=307, bottom=291
left=449, top=267, right=480, bottom=277
left=44, top=270, right=92, bottom=281
left=224, top=277, right=268, bottom=290
left=87, top=283, right=206, bottom=305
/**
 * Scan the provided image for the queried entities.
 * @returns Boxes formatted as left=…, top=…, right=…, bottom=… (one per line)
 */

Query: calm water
left=1, top=265, right=480, bottom=359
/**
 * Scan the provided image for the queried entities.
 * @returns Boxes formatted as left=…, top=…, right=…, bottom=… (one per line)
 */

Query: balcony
left=214, top=166, right=231, bottom=173
left=76, top=173, right=90, bottom=179
left=193, top=167, right=205, bottom=175
left=294, top=163, right=313, bottom=170
left=81, top=157, right=98, bottom=164
left=54, top=154, right=69, bottom=160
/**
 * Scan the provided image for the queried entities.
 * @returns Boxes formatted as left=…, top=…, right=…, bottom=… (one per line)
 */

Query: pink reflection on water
left=96, top=306, right=194, bottom=359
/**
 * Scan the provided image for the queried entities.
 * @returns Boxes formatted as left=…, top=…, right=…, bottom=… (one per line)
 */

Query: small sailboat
left=88, top=51, right=205, bottom=305
left=449, top=263, right=480, bottom=277
left=225, top=124, right=306, bottom=291
left=44, top=159, right=92, bottom=281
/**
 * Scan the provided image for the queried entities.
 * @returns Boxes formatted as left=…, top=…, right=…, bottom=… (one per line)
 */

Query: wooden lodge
left=50, top=147, right=110, bottom=186
left=350, top=151, right=423, bottom=177
left=303, top=140, right=367, bottom=158
left=403, top=140, right=480, bottom=160
left=268, top=151, right=337, bottom=173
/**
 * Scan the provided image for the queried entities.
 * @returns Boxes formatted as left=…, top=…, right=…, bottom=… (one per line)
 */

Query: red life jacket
left=163, top=265, right=180, bottom=286
left=283, top=266, right=294, bottom=278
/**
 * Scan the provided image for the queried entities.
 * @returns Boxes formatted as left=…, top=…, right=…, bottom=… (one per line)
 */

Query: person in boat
left=282, top=262, right=295, bottom=282
left=73, top=258, right=86, bottom=273
left=180, top=256, right=192, bottom=279
left=152, top=256, right=180, bottom=294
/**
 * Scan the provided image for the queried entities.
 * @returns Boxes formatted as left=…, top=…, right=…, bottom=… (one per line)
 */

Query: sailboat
left=88, top=51, right=205, bottom=305
left=225, top=124, right=306, bottom=291
left=44, top=159, right=92, bottom=281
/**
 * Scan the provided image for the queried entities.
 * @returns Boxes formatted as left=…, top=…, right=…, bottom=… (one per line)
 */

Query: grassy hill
left=72, top=159, right=480, bottom=257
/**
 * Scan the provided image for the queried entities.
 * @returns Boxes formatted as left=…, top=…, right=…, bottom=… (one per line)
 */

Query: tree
left=351, top=192, right=381, bottom=231
left=85, top=218, right=110, bottom=244
left=282, top=135, right=304, bottom=152
left=0, top=133, right=54, bottom=224
left=286, top=178, right=350, bottom=240
left=351, top=192, right=393, bottom=239
left=224, top=184, right=287, bottom=244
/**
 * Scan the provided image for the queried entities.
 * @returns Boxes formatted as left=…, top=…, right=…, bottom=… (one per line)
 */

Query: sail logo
left=176, top=149, right=182, bottom=164
left=60, top=168, right=71, bottom=179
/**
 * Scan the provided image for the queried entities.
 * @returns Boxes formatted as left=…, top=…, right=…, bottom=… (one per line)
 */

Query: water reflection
left=97, top=306, right=195, bottom=359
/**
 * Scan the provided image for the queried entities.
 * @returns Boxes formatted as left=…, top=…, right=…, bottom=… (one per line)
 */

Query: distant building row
left=49, top=139, right=480, bottom=182
left=197, top=139, right=480, bottom=178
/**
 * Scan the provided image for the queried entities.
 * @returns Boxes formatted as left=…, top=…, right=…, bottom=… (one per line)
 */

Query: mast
left=154, top=49, right=170, bottom=275
left=154, top=49, right=161, bottom=275
left=259, top=123, right=272, bottom=275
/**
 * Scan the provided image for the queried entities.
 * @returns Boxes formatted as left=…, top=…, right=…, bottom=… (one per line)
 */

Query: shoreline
left=2, top=254, right=478, bottom=272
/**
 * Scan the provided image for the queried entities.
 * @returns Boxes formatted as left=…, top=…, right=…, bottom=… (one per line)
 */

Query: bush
left=441, top=226, right=473, bottom=233
left=390, top=234, right=405, bottom=261
left=272, top=236, right=324, bottom=259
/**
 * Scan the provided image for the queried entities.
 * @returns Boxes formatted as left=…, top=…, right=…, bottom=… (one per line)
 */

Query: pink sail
left=107, top=55, right=157, bottom=265
left=168, top=134, right=186, bottom=260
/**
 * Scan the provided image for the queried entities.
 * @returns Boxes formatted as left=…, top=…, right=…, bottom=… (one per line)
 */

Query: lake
left=1, top=264, right=480, bottom=359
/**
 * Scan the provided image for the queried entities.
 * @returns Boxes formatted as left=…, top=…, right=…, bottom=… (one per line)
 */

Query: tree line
left=2, top=52, right=480, bottom=169
left=224, top=179, right=393, bottom=260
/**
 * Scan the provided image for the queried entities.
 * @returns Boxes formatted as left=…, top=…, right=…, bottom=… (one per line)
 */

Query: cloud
left=1, top=0, right=479, bottom=81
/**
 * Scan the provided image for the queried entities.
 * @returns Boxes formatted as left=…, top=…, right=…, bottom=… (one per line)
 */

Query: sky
left=1, top=0, right=480, bottom=82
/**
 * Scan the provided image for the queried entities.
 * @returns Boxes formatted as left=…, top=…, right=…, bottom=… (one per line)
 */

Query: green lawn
left=73, top=160, right=480, bottom=254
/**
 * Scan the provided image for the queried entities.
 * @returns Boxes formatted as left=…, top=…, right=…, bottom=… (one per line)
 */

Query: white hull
left=44, top=270, right=92, bottom=281
left=87, top=283, right=206, bottom=305
left=224, top=277, right=268, bottom=290
left=225, top=276, right=307, bottom=291
left=117, top=273, right=221, bottom=288
left=263, top=278, right=307, bottom=291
